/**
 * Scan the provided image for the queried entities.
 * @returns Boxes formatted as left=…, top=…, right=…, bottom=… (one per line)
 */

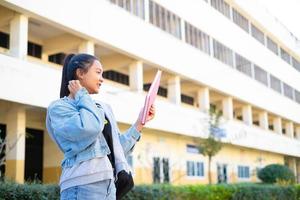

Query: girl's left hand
left=135, top=104, right=156, bottom=132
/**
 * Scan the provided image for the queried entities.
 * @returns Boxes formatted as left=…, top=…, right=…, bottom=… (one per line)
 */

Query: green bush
left=295, top=185, right=300, bottom=200
left=258, top=164, right=295, bottom=184
left=0, top=181, right=299, bottom=200
left=232, top=184, right=296, bottom=200
left=0, top=181, right=59, bottom=200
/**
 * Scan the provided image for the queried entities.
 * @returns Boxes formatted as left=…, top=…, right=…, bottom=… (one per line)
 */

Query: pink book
left=141, top=70, right=162, bottom=125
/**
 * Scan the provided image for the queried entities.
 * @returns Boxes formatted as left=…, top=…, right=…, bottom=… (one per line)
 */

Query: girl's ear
left=75, top=68, right=84, bottom=80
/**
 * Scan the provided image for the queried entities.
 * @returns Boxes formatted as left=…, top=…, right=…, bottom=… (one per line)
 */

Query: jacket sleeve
left=47, top=88, right=105, bottom=149
left=118, top=125, right=141, bottom=156
left=106, top=104, right=141, bottom=156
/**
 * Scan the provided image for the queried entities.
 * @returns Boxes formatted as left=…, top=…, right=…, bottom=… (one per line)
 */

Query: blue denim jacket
left=46, top=87, right=141, bottom=168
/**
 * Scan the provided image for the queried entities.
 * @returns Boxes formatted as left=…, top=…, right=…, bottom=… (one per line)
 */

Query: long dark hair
left=60, top=53, right=98, bottom=98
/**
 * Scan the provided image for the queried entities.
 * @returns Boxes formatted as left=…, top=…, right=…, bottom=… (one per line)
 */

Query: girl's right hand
left=68, top=80, right=82, bottom=99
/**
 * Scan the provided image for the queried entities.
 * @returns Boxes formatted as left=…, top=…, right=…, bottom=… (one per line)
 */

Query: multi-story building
left=0, top=0, right=300, bottom=185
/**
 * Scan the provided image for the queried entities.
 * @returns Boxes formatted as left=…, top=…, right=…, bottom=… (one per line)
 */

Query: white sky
left=257, top=0, right=300, bottom=40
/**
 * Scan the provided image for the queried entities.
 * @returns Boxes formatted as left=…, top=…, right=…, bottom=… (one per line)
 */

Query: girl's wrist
left=134, top=121, right=143, bottom=132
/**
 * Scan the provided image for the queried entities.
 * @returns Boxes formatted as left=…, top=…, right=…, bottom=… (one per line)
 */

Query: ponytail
left=59, top=53, right=98, bottom=98
left=60, top=54, right=75, bottom=98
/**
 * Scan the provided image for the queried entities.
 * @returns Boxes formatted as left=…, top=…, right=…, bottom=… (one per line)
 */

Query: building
left=0, top=0, right=300, bottom=185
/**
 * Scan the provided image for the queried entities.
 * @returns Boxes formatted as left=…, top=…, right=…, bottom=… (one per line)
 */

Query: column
left=180, top=19, right=185, bottom=42
left=288, top=158, right=297, bottom=181
left=144, top=0, right=150, bottom=22
left=296, top=126, right=300, bottom=140
left=273, top=117, right=282, bottom=134
left=41, top=53, right=49, bottom=62
left=129, top=61, right=143, bottom=93
left=5, top=104, right=26, bottom=183
left=222, top=97, right=233, bottom=120
left=242, top=105, right=253, bottom=126
left=259, top=111, right=268, bottom=130
left=197, top=87, right=210, bottom=112
left=167, top=75, right=181, bottom=105
left=285, top=122, right=294, bottom=138
left=9, top=14, right=28, bottom=60
left=78, top=40, right=94, bottom=55
left=297, top=159, right=300, bottom=183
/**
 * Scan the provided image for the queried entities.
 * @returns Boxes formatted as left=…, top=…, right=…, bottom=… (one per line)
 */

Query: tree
left=196, top=107, right=225, bottom=184
left=0, top=133, right=25, bottom=178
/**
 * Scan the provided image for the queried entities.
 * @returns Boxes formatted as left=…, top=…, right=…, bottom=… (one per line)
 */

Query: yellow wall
left=0, top=101, right=290, bottom=185
left=119, top=123, right=284, bottom=185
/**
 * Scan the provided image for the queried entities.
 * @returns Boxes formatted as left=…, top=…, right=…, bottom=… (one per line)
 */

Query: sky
left=257, top=0, right=300, bottom=41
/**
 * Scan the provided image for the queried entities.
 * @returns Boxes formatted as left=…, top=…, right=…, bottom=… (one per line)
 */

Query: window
left=0, top=124, right=6, bottom=178
left=211, top=0, right=230, bottom=19
left=283, top=83, right=294, bottom=100
left=186, top=144, right=200, bottom=154
left=153, top=157, right=160, bottom=183
left=251, top=24, right=265, bottom=45
left=238, top=166, right=250, bottom=178
left=103, top=70, right=129, bottom=85
left=254, top=65, right=268, bottom=86
left=266, top=37, right=278, bottom=55
left=280, top=48, right=291, bottom=64
left=27, top=42, right=42, bottom=58
left=217, top=164, right=228, bottom=183
left=270, top=75, right=282, bottom=93
left=232, top=8, right=249, bottom=33
left=185, top=22, right=210, bottom=54
left=110, top=0, right=145, bottom=19
left=149, top=1, right=181, bottom=39
left=213, top=39, right=234, bottom=67
left=144, top=83, right=167, bottom=97
left=181, top=94, right=194, bottom=105
left=48, top=53, right=66, bottom=65
left=187, top=161, right=204, bottom=177
left=0, top=32, right=9, bottom=49
left=162, top=158, right=170, bottom=183
left=153, top=157, right=170, bottom=183
left=292, top=57, right=300, bottom=72
left=235, top=53, right=252, bottom=77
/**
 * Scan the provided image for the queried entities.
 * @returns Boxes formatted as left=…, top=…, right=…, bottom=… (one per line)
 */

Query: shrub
left=232, top=184, right=296, bottom=200
left=258, top=164, right=295, bottom=184
left=0, top=180, right=299, bottom=200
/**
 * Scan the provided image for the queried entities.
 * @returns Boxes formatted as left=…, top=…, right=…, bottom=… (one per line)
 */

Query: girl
left=46, top=53, right=155, bottom=199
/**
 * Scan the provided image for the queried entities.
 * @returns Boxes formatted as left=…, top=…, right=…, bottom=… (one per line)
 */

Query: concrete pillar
left=197, top=88, right=210, bottom=112
left=287, top=158, right=297, bottom=181
left=167, top=75, right=181, bottom=105
left=129, top=61, right=143, bottom=93
left=180, top=19, right=185, bottom=42
left=41, top=53, right=49, bottom=62
left=222, top=97, right=233, bottom=120
left=285, top=122, right=294, bottom=138
left=5, top=104, right=26, bottom=183
left=9, top=14, right=28, bottom=60
left=296, top=127, right=300, bottom=140
left=242, top=105, right=253, bottom=126
left=297, top=159, right=300, bottom=183
left=144, top=0, right=150, bottom=22
left=273, top=117, right=282, bottom=134
left=259, top=111, right=268, bottom=130
left=78, top=40, right=94, bottom=55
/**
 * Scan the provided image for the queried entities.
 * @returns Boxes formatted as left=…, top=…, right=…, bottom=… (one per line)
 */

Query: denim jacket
left=46, top=87, right=141, bottom=170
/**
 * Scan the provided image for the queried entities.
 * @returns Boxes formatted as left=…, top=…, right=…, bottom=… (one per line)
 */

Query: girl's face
left=77, top=60, right=104, bottom=94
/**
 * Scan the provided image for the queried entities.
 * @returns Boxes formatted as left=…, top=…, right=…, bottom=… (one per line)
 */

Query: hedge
left=0, top=181, right=298, bottom=200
